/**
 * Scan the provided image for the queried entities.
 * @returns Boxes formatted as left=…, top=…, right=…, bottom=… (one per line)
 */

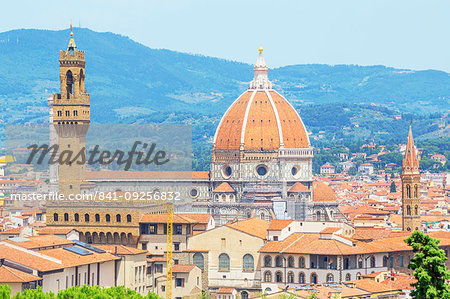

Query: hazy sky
left=1, top=0, right=449, bottom=71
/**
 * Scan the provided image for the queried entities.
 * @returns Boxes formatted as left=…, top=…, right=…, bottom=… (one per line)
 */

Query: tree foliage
left=405, top=231, right=450, bottom=299
left=390, top=181, right=396, bottom=193
left=0, top=285, right=161, bottom=299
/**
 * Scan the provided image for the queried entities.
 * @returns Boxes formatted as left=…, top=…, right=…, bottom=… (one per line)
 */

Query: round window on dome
left=189, top=188, right=199, bottom=198
left=256, top=165, right=268, bottom=177
left=222, top=165, right=232, bottom=179
left=291, top=165, right=302, bottom=179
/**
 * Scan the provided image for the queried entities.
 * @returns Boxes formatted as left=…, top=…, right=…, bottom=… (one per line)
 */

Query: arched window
left=275, top=256, right=283, bottom=267
left=299, top=272, right=305, bottom=284
left=326, top=273, right=334, bottom=282
left=53, top=213, right=59, bottom=222
left=66, top=70, right=73, bottom=97
left=126, top=214, right=132, bottom=223
left=64, top=213, right=69, bottom=221
left=241, top=291, right=249, bottom=299
left=193, top=253, right=204, bottom=270
left=370, top=256, right=376, bottom=268
left=407, top=205, right=411, bottom=216
left=358, top=258, right=363, bottom=269
left=345, top=273, right=351, bottom=281
left=116, top=214, right=121, bottom=222
left=288, top=256, right=294, bottom=268
left=264, top=256, right=272, bottom=267
left=406, top=185, right=411, bottom=198
left=311, top=273, right=318, bottom=284
left=275, top=271, right=283, bottom=283
left=415, top=205, right=419, bottom=215
left=95, top=214, right=100, bottom=222
left=344, top=257, right=350, bottom=270
left=84, top=213, right=89, bottom=222
left=243, top=254, right=254, bottom=272
left=414, top=185, right=418, bottom=198
left=264, top=271, right=272, bottom=282
left=299, top=256, right=305, bottom=268
left=356, top=272, right=361, bottom=280
left=383, top=256, right=388, bottom=267
left=288, top=271, right=294, bottom=283
left=219, top=253, right=230, bottom=272
left=105, top=214, right=110, bottom=222
left=74, top=213, right=79, bottom=222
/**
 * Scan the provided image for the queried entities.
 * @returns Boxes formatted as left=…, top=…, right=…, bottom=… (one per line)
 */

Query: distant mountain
left=0, top=28, right=448, bottom=125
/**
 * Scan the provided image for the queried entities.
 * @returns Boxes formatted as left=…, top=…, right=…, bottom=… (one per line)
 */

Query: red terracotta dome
left=312, top=181, right=337, bottom=202
left=213, top=50, right=309, bottom=151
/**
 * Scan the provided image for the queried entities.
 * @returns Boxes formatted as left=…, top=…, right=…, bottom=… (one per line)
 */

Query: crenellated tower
left=401, top=125, right=421, bottom=232
left=52, top=26, right=91, bottom=197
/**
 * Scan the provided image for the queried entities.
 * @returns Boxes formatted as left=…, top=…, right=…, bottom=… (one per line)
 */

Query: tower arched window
left=126, top=214, right=132, bottom=223
left=64, top=213, right=69, bottom=221
left=414, top=185, right=418, bottom=198
left=415, top=205, right=419, bottom=215
left=84, top=213, right=89, bottom=222
left=406, top=185, right=411, bottom=198
left=116, top=214, right=121, bottom=222
left=95, top=214, right=100, bottom=222
left=53, top=213, right=59, bottom=222
left=74, top=213, right=79, bottom=222
left=66, top=70, right=73, bottom=98
left=407, top=205, right=411, bottom=216
left=105, top=214, right=110, bottom=222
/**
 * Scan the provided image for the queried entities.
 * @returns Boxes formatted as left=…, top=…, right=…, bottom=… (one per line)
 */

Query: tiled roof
left=288, top=182, right=309, bottom=193
left=5, top=235, right=73, bottom=250
left=347, top=278, right=395, bottom=293
left=268, top=220, right=293, bottom=231
left=172, top=264, right=196, bottom=273
left=96, top=244, right=147, bottom=255
left=214, top=90, right=309, bottom=150
left=226, top=218, right=268, bottom=239
left=86, top=171, right=210, bottom=180
left=38, top=227, right=76, bottom=235
left=380, top=274, right=416, bottom=290
left=320, top=227, right=341, bottom=234
left=0, top=245, right=62, bottom=271
left=217, top=287, right=235, bottom=294
left=178, top=213, right=212, bottom=224
left=0, top=265, right=42, bottom=283
left=213, top=182, right=235, bottom=193
left=40, top=247, right=119, bottom=268
left=140, top=214, right=199, bottom=224
left=312, top=181, right=337, bottom=202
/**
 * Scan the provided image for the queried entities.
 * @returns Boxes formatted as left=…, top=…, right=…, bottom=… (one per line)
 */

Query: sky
left=1, top=0, right=449, bottom=72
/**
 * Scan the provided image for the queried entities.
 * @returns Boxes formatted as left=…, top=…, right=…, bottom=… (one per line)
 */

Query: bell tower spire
left=401, top=125, right=421, bottom=232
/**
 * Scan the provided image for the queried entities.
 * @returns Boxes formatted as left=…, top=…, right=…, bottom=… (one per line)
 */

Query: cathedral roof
left=213, top=182, right=235, bottom=193
left=312, top=181, right=337, bottom=202
left=288, top=182, right=309, bottom=193
left=212, top=49, right=309, bottom=151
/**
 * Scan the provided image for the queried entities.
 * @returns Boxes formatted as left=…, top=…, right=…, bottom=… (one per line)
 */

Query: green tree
left=0, top=285, right=11, bottom=299
left=348, top=167, right=357, bottom=176
left=390, top=181, right=396, bottom=193
left=405, top=231, right=450, bottom=299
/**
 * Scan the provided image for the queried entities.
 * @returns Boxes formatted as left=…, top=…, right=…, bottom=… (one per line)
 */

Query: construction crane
left=0, top=155, right=15, bottom=164
left=166, top=202, right=174, bottom=299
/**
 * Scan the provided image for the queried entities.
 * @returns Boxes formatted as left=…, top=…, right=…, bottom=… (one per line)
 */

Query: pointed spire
left=67, top=24, right=77, bottom=52
left=402, top=125, right=420, bottom=173
left=249, top=46, right=272, bottom=90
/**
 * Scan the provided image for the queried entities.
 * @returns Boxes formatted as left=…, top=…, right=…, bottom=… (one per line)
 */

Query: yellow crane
left=166, top=202, right=174, bottom=299
left=0, top=155, right=15, bottom=164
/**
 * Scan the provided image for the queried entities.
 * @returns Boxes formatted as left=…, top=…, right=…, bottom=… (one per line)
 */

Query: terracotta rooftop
left=268, top=220, right=293, bottom=231
left=0, top=265, right=42, bottom=283
left=4, top=235, right=74, bottom=250
left=288, top=182, right=309, bottom=193
left=226, top=218, right=269, bottom=239
left=140, top=214, right=199, bottom=224
left=217, top=287, right=235, bottom=294
left=38, top=227, right=77, bottom=235
left=0, top=245, right=62, bottom=272
left=213, top=182, right=235, bottom=193
left=172, top=264, right=196, bottom=273
left=96, top=244, right=147, bottom=255
left=312, top=181, right=337, bottom=202
left=40, top=247, right=119, bottom=268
